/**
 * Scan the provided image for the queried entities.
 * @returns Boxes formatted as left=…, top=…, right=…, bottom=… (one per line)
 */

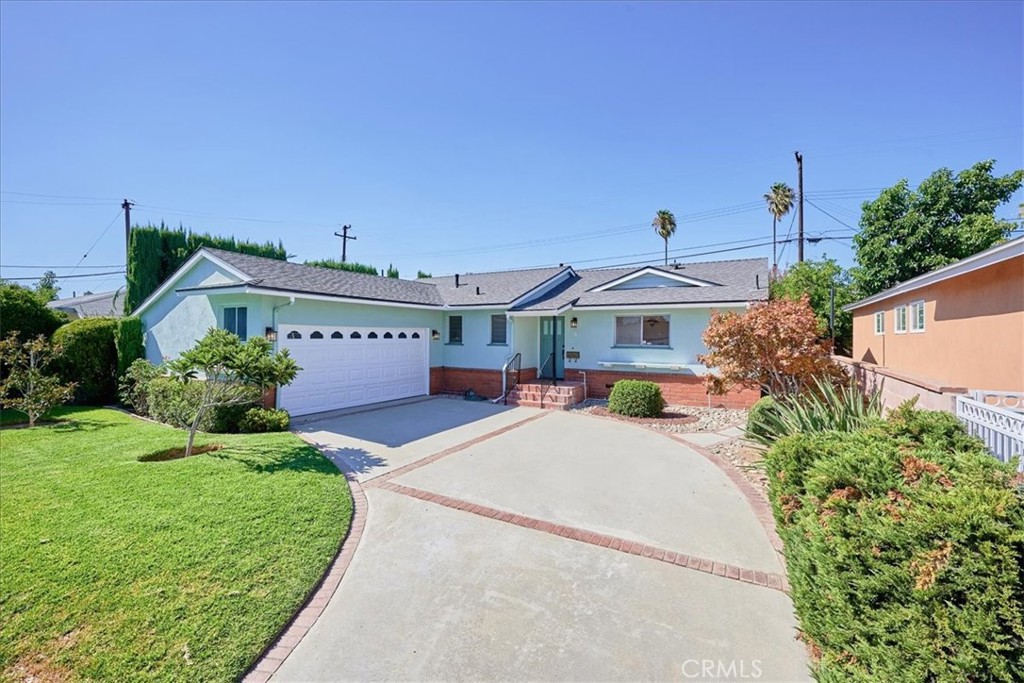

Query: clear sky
left=1, top=1, right=1021, bottom=296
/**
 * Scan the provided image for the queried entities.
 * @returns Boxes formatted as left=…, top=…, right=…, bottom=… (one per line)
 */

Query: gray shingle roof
left=511, top=258, right=769, bottom=311
left=48, top=289, right=126, bottom=318
left=419, top=267, right=569, bottom=306
left=187, top=249, right=767, bottom=311
left=203, top=248, right=445, bottom=306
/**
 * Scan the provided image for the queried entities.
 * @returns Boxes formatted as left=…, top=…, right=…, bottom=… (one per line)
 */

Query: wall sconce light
left=431, top=329, right=441, bottom=341
left=265, top=327, right=277, bottom=342
left=570, top=317, right=578, bottom=329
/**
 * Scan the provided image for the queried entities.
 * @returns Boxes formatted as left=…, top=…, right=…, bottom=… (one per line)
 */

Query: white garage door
left=277, top=325, right=430, bottom=416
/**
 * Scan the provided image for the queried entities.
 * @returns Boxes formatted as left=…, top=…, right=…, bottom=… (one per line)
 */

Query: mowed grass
left=0, top=407, right=352, bottom=682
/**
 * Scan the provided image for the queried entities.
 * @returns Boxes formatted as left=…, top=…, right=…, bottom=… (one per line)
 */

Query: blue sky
left=1, top=1, right=1021, bottom=296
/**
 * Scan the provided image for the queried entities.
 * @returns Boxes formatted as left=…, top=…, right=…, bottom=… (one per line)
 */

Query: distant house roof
left=136, top=247, right=769, bottom=315
left=844, top=236, right=1024, bottom=312
left=47, top=289, right=126, bottom=318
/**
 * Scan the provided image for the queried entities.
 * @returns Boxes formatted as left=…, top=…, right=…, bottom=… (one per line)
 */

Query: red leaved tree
left=699, top=295, right=844, bottom=397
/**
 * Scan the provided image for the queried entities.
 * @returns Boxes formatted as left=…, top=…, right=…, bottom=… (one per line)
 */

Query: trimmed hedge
left=608, top=379, right=665, bottom=418
left=766, top=402, right=1024, bottom=681
left=145, top=376, right=261, bottom=433
left=239, top=407, right=290, bottom=433
left=52, top=317, right=118, bottom=404
left=0, top=283, right=67, bottom=341
left=114, top=316, right=145, bottom=377
left=746, top=395, right=777, bottom=441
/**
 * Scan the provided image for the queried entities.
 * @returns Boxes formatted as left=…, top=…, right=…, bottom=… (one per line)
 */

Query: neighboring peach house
left=843, top=236, right=1024, bottom=409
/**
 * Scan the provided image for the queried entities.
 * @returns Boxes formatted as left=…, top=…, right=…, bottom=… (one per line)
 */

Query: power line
left=805, top=199, right=859, bottom=232
left=67, top=209, right=124, bottom=277
left=1, top=270, right=125, bottom=281
left=132, top=203, right=336, bottom=228
left=1, top=190, right=121, bottom=201
left=777, top=209, right=799, bottom=262
left=0, top=263, right=125, bottom=269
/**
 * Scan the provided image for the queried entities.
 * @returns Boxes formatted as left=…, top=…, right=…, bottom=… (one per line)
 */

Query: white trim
left=873, top=310, right=885, bottom=336
left=508, top=267, right=578, bottom=308
left=894, top=304, right=908, bottom=334
left=845, top=236, right=1024, bottom=311
left=614, top=314, right=671, bottom=348
left=506, top=303, right=576, bottom=317
left=178, top=285, right=443, bottom=310
left=571, top=302, right=748, bottom=312
left=910, top=299, right=926, bottom=333
left=132, top=248, right=251, bottom=316
left=589, top=266, right=715, bottom=292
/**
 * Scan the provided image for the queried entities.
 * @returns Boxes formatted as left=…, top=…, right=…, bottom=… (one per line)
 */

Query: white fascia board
left=506, top=303, right=576, bottom=317
left=571, top=302, right=748, bottom=311
left=845, top=236, right=1024, bottom=312
left=508, top=267, right=578, bottom=308
left=177, top=285, right=443, bottom=311
left=132, top=249, right=251, bottom=316
left=589, top=266, right=715, bottom=292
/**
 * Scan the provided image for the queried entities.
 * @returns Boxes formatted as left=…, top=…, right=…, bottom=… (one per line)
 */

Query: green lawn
left=0, top=409, right=29, bottom=426
left=0, top=407, right=352, bottom=682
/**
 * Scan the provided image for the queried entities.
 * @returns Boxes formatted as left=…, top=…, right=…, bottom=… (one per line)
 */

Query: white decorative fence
left=955, top=396, right=1024, bottom=471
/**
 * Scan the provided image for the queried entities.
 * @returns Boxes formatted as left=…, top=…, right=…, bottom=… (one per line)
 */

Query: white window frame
left=447, top=315, right=463, bottom=344
left=910, top=300, right=926, bottom=333
left=614, top=315, right=671, bottom=347
left=222, top=305, right=248, bottom=340
left=894, top=305, right=908, bottom=334
left=489, top=314, right=507, bottom=345
left=874, top=311, right=885, bottom=336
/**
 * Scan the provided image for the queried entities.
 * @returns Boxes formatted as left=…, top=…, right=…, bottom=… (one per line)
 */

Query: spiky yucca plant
left=747, top=377, right=883, bottom=448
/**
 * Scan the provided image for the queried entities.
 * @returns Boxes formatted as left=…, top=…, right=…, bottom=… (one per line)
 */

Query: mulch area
left=585, top=405, right=700, bottom=428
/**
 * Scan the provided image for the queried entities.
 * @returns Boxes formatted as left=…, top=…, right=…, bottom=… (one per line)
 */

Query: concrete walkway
left=266, top=399, right=809, bottom=683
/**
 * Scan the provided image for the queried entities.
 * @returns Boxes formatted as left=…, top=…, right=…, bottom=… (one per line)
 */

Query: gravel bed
left=570, top=400, right=748, bottom=434
left=709, top=438, right=770, bottom=496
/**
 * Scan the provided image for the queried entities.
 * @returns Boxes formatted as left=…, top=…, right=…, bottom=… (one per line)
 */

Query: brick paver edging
left=376, top=480, right=790, bottom=594
left=363, top=411, right=550, bottom=487
left=241, top=443, right=369, bottom=683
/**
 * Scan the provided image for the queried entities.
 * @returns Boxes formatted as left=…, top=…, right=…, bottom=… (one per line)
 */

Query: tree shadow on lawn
left=211, top=442, right=352, bottom=476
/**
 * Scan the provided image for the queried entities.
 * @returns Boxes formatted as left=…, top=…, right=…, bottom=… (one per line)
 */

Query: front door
left=539, top=316, right=564, bottom=380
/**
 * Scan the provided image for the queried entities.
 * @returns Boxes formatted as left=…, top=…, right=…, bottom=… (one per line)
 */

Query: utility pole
left=795, top=151, right=805, bottom=262
left=122, top=198, right=134, bottom=264
left=334, top=224, right=356, bottom=262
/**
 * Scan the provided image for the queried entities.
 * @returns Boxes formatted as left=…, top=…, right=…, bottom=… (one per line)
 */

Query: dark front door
left=539, top=316, right=564, bottom=380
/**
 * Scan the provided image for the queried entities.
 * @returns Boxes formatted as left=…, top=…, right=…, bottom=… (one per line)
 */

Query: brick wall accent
left=563, top=369, right=759, bottom=409
left=430, top=366, right=538, bottom=399
left=263, top=386, right=277, bottom=410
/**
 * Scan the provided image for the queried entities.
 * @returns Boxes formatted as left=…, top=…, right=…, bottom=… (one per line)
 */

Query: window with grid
left=894, top=305, right=908, bottom=334
left=223, top=307, right=248, bottom=340
left=490, top=315, right=507, bottom=345
left=874, top=311, right=885, bottom=335
left=448, top=315, right=463, bottom=344
left=910, top=301, right=926, bottom=332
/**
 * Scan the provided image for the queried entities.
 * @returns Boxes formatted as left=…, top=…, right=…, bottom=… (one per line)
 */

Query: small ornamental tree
left=699, top=295, right=844, bottom=397
left=0, top=333, right=76, bottom=426
left=166, top=328, right=300, bottom=457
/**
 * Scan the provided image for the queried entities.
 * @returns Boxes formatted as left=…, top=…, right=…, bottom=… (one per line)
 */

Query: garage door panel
left=277, top=325, right=429, bottom=416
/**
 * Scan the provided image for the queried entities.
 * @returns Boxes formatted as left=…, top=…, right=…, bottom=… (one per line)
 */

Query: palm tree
left=652, top=209, right=677, bottom=266
left=764, top=182, right=795, bottom=275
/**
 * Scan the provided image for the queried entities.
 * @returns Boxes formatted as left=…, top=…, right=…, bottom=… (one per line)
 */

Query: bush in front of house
left=52, top=317, right=118, bottom=404
left=114, top=316, right=145, bottom=377
left=607, top=379, right=665, bottom=418
left=746, top=395, right=777, bottom=441
left=239, top=407, right=290, bottom=433
left=145, top=376, right=261, bottom=433
left=765, top=402, right=1024, bottom=682
left=0, top=283, right=67, bottom=341
left=118, top=358, right=161, bottom=415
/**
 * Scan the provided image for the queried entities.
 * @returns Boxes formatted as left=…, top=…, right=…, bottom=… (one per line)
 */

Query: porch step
left=504, top=381, right=585, bottom=410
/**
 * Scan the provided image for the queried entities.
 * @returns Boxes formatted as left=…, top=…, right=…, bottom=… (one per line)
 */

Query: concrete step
left=503, top=398, right=572, bottom=410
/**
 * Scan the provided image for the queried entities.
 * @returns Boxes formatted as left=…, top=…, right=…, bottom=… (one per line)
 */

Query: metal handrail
left=539, top=352, right=557, bottom=387
left=500, top=352, right=522, bottom=405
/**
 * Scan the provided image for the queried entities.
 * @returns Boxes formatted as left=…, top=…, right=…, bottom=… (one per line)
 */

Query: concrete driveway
left=272, top=398, right=809, bottom=682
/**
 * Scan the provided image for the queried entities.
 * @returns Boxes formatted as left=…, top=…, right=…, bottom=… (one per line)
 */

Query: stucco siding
left=851, top=254, right=1024, bottom=391
left=564, top=307, right=743, bottom=372
left=141, top=259, right=244, bottom=363
left=608, top=272, right=694, bottom=290
left=441, top=309, right=513, bottom=370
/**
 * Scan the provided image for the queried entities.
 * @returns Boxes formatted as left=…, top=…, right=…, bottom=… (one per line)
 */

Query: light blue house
left=135, top=248, right=768, bottom=415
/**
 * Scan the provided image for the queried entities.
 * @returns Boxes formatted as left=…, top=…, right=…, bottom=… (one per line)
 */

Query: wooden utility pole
left=122, top=199, right=134, bottom=263
left=795, top=151, right=805, bottom=262
left=334, top=224, right=356, bottom=262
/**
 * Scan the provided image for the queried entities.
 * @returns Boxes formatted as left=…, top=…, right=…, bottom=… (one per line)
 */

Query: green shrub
left=607, top=379, right=665, bottom=418
left=747, top=378, right=883, bottom=448
left=114, top=316, right=145, bottom=377
left=239, top=407, right=290, bottom=433
left=145, top=376, right=260, bottom=433
left=52, top=317, right=118, bottom=404
left=118, top=359, right=161, bottom=415
left=746, top=395, right=777, bottom=441
left=766, top=406, right=1024, bottom=682
left=0, top=283, right=67, bottom=341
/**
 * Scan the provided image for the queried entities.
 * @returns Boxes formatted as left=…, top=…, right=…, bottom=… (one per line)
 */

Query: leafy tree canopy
left=853, top=160, right=1023, bottom=296
left=0, top=333, right=76, bottom=427
left=416, top=270, right=433, bottom=279
left=0, top=283, right=67, bottom=341
left=304, top=259, right=379, bottom=276
left=771, top=258, right=856, bottom=355
left=34, top=271, right=60, bottom=302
